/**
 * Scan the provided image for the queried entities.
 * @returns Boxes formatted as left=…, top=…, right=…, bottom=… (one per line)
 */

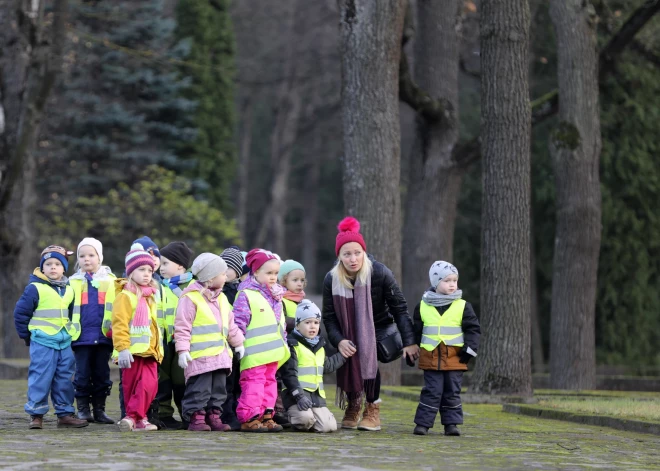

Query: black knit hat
left=160, top=242, right=194, bottom=269
left=221, top=246, right=244, bottom=277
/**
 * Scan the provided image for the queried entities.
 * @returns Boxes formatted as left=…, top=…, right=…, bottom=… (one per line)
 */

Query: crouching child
left=280, top=300, right=350, bottom=432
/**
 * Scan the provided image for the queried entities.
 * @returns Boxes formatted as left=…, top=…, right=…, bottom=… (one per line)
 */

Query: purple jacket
left=232, top=277, right=286, bottom=341
left=174, top=281, right=244, bottom=382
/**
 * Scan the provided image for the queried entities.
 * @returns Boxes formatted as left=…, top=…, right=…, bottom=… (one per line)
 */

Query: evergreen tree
left=175, top=0, right=237, bottom=212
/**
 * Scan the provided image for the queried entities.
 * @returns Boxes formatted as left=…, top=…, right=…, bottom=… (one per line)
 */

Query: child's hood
left=114, top=278, right=129, bottom=293
left=181, top=281, right=222, bottom=301
left=70, top=265, right=114, bottom=281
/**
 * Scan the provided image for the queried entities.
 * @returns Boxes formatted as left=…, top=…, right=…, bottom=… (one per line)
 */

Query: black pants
left=72, top=344, right=113, bottom=398
left=156, top=341, right=185, bottom=419
left=221, top=353, right=241, bottom=424
left=414, top=370, right=463, bottom=428
left=181, top=369, right=228, bottom=421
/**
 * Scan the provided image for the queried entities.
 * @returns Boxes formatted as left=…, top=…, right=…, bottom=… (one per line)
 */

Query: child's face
left=284, top=269, right=306, bottom=294
left=131, top=265, right=153, bottom=286
left=254, top=260, right=280, bottom=288
left=160, top=256, right=185, bottom=279
left=78, top=245, right=100, bottom=273
left=436, top=274, right=458, bottom=295
left=207, top=271, right=227, bottom=290
left=226, top=268, right=238, bottom=283
left=298, top=318, right=320, bottom=339
left=42, top=259, right=65, bottom=281
left=149, top=252, right=161, bottom=271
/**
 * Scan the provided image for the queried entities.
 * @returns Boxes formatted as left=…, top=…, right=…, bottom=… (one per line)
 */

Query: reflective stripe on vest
left=70, top=276, right=117, bottom=339
left=419, top=299, right=466, bottom=351
left=282, top=298, right=298, bottom=319
left=183, top=291, right=231, bottom=360
left=29, top=283, right=77, bottom=338
left=239, top=289, right=290, bottom=371
left=294, top=343, right=326, bottom=398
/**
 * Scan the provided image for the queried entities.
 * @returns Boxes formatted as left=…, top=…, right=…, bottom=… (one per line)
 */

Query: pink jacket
left=174, top=281, right=244, bottom=382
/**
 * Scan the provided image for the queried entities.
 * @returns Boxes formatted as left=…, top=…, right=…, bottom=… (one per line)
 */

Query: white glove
left=118, top=349, right=134, bottom=369
left=178, top=351, right=192, bottom=369
left=234, top=345, right=245, bottom=360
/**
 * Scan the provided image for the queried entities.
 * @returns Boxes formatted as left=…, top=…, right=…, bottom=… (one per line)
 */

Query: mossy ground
left=1, top=380, right=659, bottom=470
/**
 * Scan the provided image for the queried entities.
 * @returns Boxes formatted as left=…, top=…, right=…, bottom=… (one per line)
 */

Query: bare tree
left=471, top=0, right=533, bottom=395
left=400, top=0, right=465, bottom=304
left=339, top=0, right=406, bottom=385
left=0, top=0, right=68, bottom=356
left=548, top=0, right=601, bottom=390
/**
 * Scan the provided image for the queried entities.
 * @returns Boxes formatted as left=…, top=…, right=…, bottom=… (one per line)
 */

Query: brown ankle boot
left=261, top=409, right=283, bottom=432
left=341, top=398, right=362, bottom=429
left=358, top=401, right=381, bottom=431
left=29, top=415, right=43, bottom=429
left=241, top=414, right=268, bottom=433
left=57, top=414, right=90, bottom=428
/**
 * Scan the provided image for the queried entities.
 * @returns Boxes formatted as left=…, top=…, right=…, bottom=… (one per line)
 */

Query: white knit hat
left=191, top=253, right=227, bottom=283
left=77, top=237, right=104, bottom=264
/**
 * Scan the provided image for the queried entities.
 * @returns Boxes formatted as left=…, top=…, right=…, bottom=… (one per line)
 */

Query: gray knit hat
left=191, top=253, right=227, bottom=283
left=295, top=299, right=321, bottom=325
left=429, top=260, right=459, bottom=288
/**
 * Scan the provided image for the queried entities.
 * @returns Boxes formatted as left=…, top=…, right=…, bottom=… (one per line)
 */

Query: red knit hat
left=246, top=248, right=280, bottom=273
left=335, top=217, right=367, bottom=256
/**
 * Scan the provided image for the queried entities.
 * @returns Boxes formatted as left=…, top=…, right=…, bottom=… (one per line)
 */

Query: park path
left=0, top=380, right=658, bottom=470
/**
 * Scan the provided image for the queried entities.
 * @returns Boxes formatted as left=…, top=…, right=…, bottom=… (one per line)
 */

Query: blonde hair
left=331, top=255, right=372, bottom=289
left=126, top=276, right=159, bottom=306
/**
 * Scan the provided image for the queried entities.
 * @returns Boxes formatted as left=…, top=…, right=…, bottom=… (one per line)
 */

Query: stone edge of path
left=381, top=388, right=539, bottom=405
left=503, top=404, right=660, bottom=436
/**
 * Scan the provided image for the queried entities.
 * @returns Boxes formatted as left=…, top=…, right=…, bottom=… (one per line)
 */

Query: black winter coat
left=280, top=332, right=346, bottom=410
left=322, top=256, right=416, bottom=349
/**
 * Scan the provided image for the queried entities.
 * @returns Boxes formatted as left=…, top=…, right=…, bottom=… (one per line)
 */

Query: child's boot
left=187, top=410, right=211, bottom=431
left=91, top=396, right=115, bottom=424
left=76, top=397, right=93, bottom=422
left=413, top=424, right=429, bottom=435
left=118, top=416, right=135, bottom=432
left=240, top=414, right=268, bottom=433
left=358, top=401, right=381, bottom=431
left=57, top=414, right=90, bottom=428
left=341, top=397, right=362, bottom=429
left=206, top=408, right=231, bottom=431
left=262, top=408, right=283, bottom=432
left=444, top=424, right=460, bottom=436
left=133, top=419, right=158, bottom=432
left=29, top=415, right=43, bottom=429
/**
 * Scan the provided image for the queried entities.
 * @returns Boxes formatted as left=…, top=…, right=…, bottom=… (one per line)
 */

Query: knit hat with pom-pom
left=335, top=216, right=367, bottom=256
left=125, top=243, right=156, bottom=277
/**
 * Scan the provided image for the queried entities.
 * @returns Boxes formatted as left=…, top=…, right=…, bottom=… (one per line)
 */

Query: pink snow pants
left=237, top=361, right=278, bottom=423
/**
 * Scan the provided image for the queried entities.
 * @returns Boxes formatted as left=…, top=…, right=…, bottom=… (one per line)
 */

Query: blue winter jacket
left=71, top=275, right=113, bottom=348
left=14, top=270, right=74, bottom=348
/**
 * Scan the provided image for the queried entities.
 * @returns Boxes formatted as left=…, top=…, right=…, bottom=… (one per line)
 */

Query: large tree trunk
left=402, top=0, right=464, bottom=304
left=339, top=0, right=406, bottom=385
left=471, top=0, right=533, bottom=396
left=0, top=0, right=68, bottom=357
left=236, top=96, right=253, bottom=243
left=548, top=0, right=601, bottom=390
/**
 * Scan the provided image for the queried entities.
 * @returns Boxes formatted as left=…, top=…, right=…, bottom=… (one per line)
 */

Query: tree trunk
left=402, top=0, right=464, bottom=305
left=530, top=208, right=545, bottom=373
left=301, top=134, right=322, bottom=293
left=339, top=0, right=406, bottom=385
left=236, top=96, right=253, bottom=243
left=471, top=0, right=533, bottom=396
left=0, top=0, right=68, bottom=357
left=548, top=0, right=601, bottom=390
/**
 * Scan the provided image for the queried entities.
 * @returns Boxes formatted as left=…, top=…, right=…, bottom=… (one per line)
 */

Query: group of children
left=14, top=233, right=480, bottom=436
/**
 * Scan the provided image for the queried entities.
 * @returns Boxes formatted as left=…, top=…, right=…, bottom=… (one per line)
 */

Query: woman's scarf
left=283, top=289, right=306, bottom=303
left=123, top=283, right=157, bottom=334
left=422, top=288, right=463, bottom=307
left=331, top=273, right=378, bottom=409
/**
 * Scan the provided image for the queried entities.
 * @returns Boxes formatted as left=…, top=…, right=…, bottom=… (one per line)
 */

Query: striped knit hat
left=125, top=243, right=155, bottom=277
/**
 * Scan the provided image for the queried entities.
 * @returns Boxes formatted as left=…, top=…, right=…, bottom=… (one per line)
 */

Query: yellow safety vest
left=240, top=289, right=290, bottom=372
left=282, top=298, right=298, bottom=319
left=70, top=276, right=117, bottom=339
left=29, top=283, right=79, bottom=340
left=294, top=343, right=325, bottom=398
left=183, top=291, right=232, bottom=360
left=420, top=299, right=466, bottom=351
left=114, top=291, right=163, bottom=356
left=161, top=285, right=178, bottom=343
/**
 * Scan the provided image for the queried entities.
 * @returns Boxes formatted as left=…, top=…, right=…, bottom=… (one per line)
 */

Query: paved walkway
left=0, top=380, right=658, bottom=470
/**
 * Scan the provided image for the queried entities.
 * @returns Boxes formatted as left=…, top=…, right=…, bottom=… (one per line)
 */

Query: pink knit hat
left=245, top=248, right=279, bottom=273
left=125, top=243, right=155, bottom=276
left=335, top=217, right=367, bottom=256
